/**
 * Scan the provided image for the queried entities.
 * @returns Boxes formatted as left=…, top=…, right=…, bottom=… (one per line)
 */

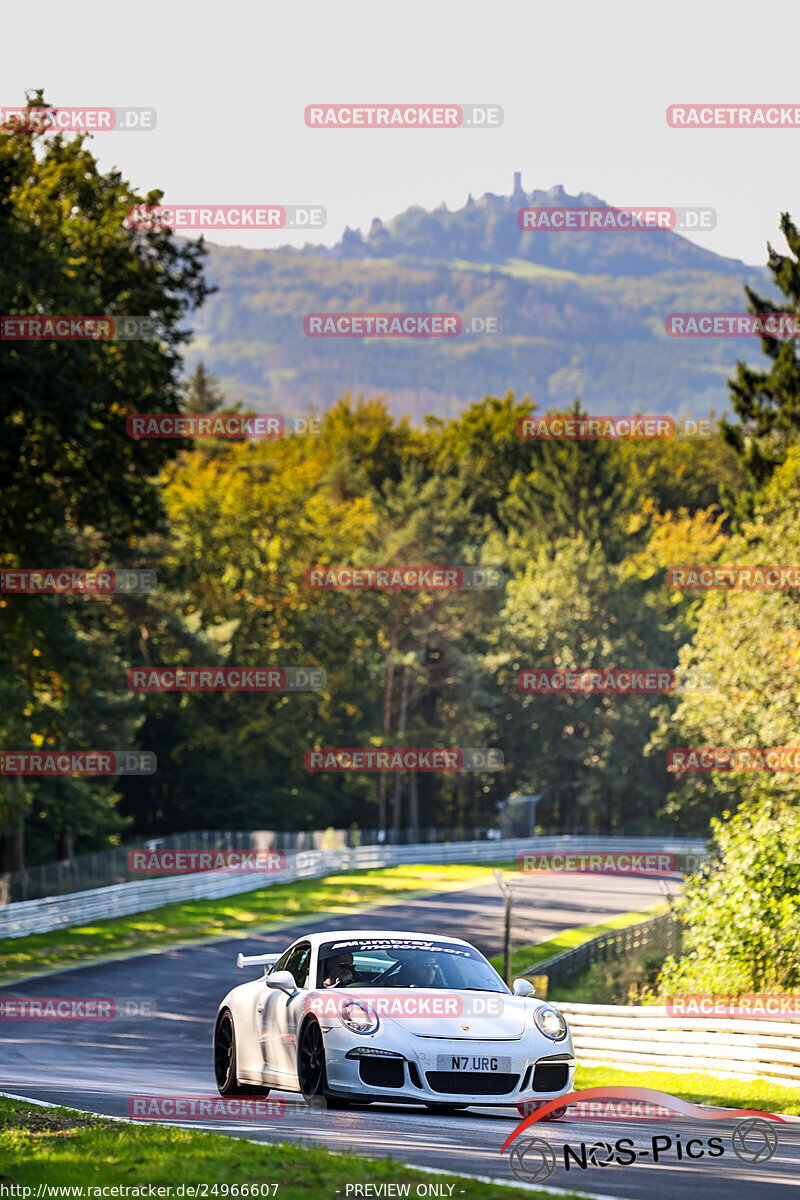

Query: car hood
left=336, top=988, right=532, bottom=1039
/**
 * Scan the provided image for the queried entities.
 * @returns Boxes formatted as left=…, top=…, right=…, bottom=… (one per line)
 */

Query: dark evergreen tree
left=722, top=212, right=800, bottom=495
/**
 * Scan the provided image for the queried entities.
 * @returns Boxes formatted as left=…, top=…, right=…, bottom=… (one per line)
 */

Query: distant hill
left=187, top=178, right=771, bottom=423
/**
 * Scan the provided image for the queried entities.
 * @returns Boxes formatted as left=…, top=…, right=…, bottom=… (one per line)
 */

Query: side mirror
left=266, top=970, right=297, bottom=995
left=512, top=978, right=535, bottom=997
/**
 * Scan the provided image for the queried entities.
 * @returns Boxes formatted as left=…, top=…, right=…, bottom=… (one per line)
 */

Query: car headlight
left=532, top=1005, right=568, bottom=1041
left=339, top=998, right=380, bottom=1035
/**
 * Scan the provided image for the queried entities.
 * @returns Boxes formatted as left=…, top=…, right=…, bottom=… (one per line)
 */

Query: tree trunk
left=408, top=773, right=419, bottom=838
left=377, top=625, right=397, bottom=830
left=2, top=810, right=24, bottom=873
left=57, top=823, right=74, bottom=862
left=392, top=661, right=410, bottom=833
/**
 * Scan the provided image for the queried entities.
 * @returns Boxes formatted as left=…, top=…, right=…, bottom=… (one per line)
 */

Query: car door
left=258, top=941, right=311, bottom=1087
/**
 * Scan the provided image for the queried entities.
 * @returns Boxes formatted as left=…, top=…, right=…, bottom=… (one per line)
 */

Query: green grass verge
left=574, top=1064, right=800, bottom=1116
left=0, top=862, right=514, bottom=984
left=0, top=1096, right=582, bottom=1197
left=488, top=904, right=668, bottom=981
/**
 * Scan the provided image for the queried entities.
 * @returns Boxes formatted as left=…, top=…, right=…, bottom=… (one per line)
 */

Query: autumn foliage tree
left=0, top=93, right=211, bottom=868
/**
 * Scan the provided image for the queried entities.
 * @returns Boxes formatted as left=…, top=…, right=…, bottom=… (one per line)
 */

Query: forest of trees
left=3, top=98, right=800, bottom=872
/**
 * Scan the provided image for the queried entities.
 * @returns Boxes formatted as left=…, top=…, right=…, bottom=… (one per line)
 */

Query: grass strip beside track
left=488, top=905, right=668, bottom=981
left=574, top=1064, right=800, bottom=1116
left=0, top=862, right=514, bottom=984
left=0, top=1096, right=587, bottom=1197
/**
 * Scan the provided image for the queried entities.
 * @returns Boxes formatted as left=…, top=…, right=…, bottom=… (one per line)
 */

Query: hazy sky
left=4, top=0, right=799, bottom=265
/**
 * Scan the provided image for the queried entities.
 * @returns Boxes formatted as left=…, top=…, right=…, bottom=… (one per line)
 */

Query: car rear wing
left=237, top=952, right=280, bottom=972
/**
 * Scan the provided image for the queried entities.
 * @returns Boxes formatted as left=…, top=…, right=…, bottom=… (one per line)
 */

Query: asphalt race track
left=2, top=875, right=798, bottom=1198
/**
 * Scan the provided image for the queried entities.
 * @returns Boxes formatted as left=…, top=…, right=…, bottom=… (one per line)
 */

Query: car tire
left=214, top=1010, right=269, bottom=1097
left=297, top=1018, right=352, bottom=1109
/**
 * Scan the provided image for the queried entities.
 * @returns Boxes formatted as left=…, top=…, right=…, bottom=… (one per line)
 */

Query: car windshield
left=316, top=937, right=508, bottom=992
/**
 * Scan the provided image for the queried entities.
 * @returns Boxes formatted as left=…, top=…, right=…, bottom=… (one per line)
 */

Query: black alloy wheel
left=298, top=1019, right=351, bottom=1108
left=214, top=1010, right=268, bottom=1096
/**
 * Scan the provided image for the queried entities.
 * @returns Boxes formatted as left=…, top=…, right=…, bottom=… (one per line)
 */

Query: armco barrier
left=0, top=837, right=705, bottom=940
left=0, top=826, right=497, bottom=903
left=524, top=909, right=680, bottom=987
left=558, top=1002, right=800, bottom=1084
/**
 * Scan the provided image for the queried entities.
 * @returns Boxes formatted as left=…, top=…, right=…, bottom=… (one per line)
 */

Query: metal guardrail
left=0, top=826, right=495, bottom=904
left=524, top=910, right=680, bottom=988
left=0, top=836, right=705, bottom=940
left=558, top=1002, right=800, bottom=1084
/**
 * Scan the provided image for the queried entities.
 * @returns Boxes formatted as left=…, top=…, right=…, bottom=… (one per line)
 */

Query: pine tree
left=182, top=362, right=226, bottom=414
left=722, top=212, right=800, bottom=488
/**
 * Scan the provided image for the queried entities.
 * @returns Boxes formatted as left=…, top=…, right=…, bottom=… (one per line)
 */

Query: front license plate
left=436, top=1054, right=511, bottom=1071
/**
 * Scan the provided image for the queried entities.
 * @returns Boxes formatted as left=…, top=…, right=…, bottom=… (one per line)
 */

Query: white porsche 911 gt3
left=213, top=929, right=575, bottom=1110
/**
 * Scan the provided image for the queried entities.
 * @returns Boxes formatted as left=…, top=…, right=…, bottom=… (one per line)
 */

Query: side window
left=271, top=948, right=292, bottom=975
left=284, top=943, right=311, bottom=988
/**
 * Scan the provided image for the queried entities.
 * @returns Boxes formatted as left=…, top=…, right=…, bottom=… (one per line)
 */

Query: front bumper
left=322, top=1027, right=575, bottom=1106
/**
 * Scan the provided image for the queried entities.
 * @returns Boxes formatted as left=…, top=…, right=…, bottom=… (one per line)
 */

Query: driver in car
left=393, top=953, right=444, bottom=987
left=322, top=951, right=364, bottom=988
left=409, top=954, right=443, bottom=987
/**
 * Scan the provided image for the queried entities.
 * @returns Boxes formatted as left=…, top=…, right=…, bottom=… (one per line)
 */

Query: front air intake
left=532, top=1062, right=569, bottom=1092
left=358, top=1057, right=405, bottom=1088
left=426, top=1072, right=519, bottom=1095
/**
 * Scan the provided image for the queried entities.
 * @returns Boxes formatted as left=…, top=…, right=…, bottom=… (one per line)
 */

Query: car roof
left=295, top=930, right=473, bottom=949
